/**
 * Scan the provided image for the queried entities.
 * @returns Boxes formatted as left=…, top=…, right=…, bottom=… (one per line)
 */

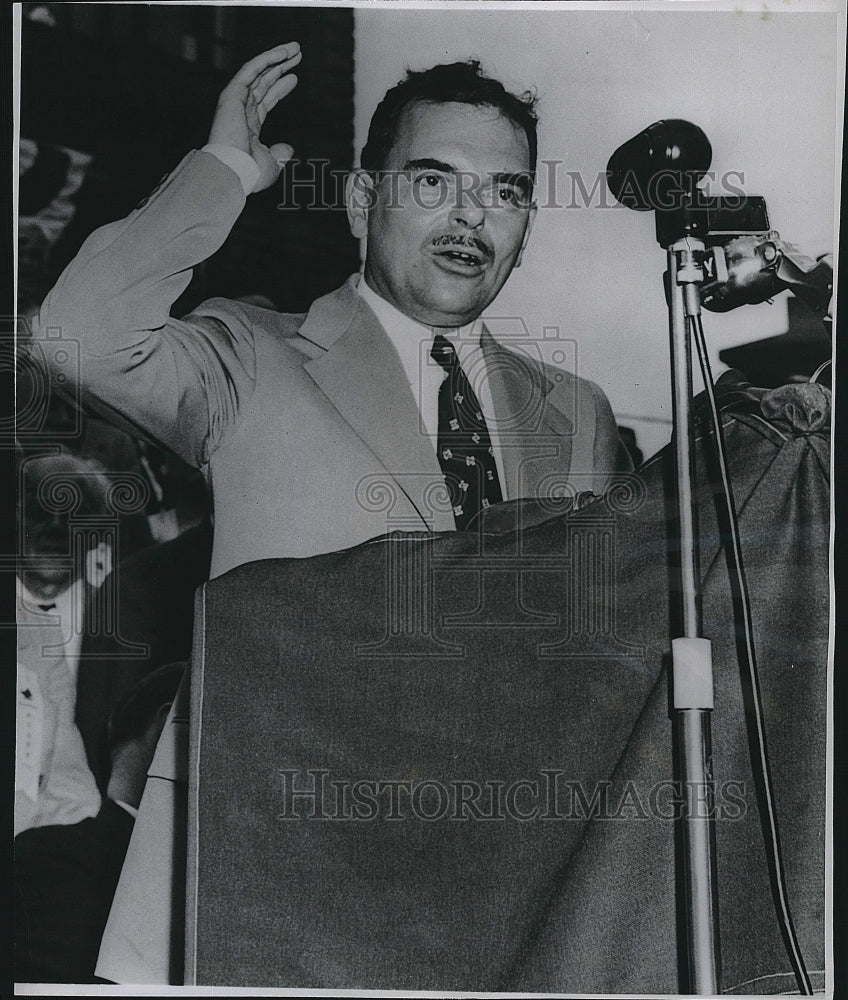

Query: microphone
left=606, top=121, right=831, bottom=328
left=606, top=119, right=769, bottom=248
left=606, top=119, right=712, bottom=211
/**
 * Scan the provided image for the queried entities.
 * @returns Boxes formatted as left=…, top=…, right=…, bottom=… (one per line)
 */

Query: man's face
left=18, top=457, right=109, bottom=600
left=359, top=101, right=536, bottom=327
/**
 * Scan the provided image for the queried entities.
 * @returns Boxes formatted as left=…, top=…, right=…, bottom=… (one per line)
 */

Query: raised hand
left=208, top=42, right=302, bottom=193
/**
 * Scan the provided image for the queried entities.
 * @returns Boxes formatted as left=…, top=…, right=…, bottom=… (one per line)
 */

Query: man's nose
left=449, top=188, right=486, bottom=229
left=32, top=508, right=67, bottom=534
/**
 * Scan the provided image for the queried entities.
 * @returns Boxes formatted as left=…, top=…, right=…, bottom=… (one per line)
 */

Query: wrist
left=201, top=144, right=261, bottom=195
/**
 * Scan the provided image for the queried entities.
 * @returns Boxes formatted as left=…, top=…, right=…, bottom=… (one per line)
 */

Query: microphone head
left=606, top=119, right=712, bottom=210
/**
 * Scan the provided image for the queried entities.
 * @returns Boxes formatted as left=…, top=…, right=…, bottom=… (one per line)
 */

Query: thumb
left=270, top=142, right=295, bottom=167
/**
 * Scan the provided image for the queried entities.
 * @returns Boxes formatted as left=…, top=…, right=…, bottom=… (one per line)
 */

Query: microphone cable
left=689, top=312, right=813, bottom=996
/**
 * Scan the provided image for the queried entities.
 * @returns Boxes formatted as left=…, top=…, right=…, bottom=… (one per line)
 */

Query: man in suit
left=34, top=42, right=628, bottom=580
left=31, top=43, right=629, bottom=984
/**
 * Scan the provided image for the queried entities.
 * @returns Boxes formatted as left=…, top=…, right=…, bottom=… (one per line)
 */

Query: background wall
left=354, top=7, right=841, bottom=457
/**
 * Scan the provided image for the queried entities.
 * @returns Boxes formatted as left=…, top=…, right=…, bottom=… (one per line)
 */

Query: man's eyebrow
left=402, top=158, right=457, bottom=173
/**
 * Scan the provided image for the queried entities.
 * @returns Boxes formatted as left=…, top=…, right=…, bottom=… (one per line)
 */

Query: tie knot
left=430, top=334, right=458, bottom=372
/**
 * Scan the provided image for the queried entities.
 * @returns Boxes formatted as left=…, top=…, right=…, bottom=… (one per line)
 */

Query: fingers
left=258, top=73, right=299, bottom=119
left=229, top=41, right=301, bottom=90
left=251, top=49, right=302, bottom=104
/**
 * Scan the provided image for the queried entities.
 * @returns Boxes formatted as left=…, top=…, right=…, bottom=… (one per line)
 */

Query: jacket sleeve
left=30, top=150, right=258, bottom=468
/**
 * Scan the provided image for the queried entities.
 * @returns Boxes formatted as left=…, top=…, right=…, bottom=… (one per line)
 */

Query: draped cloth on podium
left=185, top=379, right=829, bottom=992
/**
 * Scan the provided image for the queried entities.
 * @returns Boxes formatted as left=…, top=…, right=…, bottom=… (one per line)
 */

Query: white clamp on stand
left=668, top=237, right=721, bottom=995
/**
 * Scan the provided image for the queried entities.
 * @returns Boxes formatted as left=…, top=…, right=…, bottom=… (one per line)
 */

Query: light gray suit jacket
left=35, top=150, right=628, bottom=578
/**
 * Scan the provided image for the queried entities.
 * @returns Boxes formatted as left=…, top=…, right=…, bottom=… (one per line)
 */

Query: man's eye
left=416, top=172, right=444, bottom=188
left=411, top=172, right=450, bottom=206
left=498, top=185, right=523, bottom=206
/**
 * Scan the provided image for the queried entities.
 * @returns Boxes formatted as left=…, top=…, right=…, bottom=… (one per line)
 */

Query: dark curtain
left=19, top=6, right=358, bottom=315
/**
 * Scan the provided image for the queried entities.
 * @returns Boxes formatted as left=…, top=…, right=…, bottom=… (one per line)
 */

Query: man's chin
left=22, top=565, right=72, bottom=599
left=412, top=285, right=492, bottom=328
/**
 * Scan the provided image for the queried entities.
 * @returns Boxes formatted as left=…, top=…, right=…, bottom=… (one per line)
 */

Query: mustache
left=431, top=234, right=493, bottom=259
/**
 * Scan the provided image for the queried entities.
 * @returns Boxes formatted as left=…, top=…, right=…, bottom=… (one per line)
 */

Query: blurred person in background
left=16, top=452, right=113, bottom=835
left=76, top=517, right=213, bottom=789
left=15, top=663, right=186, bottom=984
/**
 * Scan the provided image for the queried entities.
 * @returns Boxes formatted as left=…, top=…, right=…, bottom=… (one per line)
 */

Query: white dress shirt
left=16, top=576, right=101, bottom=834
left=17, top=576, right=85, bottom=685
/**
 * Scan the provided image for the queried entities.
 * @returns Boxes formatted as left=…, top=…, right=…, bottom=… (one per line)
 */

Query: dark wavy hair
left=361, top=60, right=538, bottom=175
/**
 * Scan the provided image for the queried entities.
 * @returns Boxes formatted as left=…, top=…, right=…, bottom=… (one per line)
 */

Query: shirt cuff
left=201, top=144, right=261, bottom=195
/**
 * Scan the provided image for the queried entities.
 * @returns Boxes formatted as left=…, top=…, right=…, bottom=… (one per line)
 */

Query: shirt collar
left=357, top=276, right=480, bottom=391
left=354, top=276, right=508, bottom=497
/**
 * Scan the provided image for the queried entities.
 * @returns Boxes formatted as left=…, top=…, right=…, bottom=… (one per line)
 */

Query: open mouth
left=431, top=235, right=491, bottom=270
left=436, top=249, right=484, bottom=266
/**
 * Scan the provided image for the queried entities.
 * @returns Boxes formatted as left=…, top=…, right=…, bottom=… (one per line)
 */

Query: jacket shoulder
left=190, top=297, right=306, bottom=340
left=185, top=296, right=319, bottom=362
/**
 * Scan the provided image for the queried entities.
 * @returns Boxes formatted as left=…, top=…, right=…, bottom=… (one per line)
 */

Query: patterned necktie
left=431, top=334, right=503, bottom=530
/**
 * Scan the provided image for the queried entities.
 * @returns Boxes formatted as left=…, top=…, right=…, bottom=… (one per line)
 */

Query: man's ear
left=514, top=203, right=537, bottom=269
left=345, top=169, right=376, bottom=239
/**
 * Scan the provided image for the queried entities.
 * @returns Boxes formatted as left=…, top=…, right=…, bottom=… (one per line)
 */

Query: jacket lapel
left=300, top=278, right=453, bottom=532
left=481, top=328, right=576, bottom=501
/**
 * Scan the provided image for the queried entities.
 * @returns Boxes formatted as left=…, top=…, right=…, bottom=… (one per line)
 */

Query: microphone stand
left=667, top=235, right=721, bottom=994
left=608, top=118, right=827, bottom=995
